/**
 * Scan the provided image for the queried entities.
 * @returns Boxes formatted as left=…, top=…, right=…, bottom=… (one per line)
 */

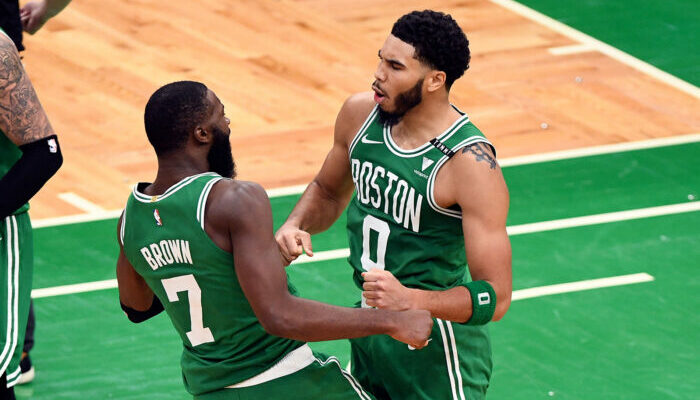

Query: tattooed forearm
left=0, top=36, right=54, bottom=145
left=462, top=143, right=497, bottom=169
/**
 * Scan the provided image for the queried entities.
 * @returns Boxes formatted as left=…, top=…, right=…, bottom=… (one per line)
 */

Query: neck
left=146, top=154, right=209, bottom=195
left=392, top=95, right=461, bottom=144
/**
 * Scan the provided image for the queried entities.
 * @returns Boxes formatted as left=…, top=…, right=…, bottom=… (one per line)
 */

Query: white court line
left=512, top=273, right=653, bottom=301
left=499, top=133, right=700, bottom=167
left=31, top=133, right=700, bottom=229
left=289, top=202, right=700, bottom=265
left=341, top=271, right=652, bottom=369
left=548, top=44, right=594, bottom=56
left=30, top=272, right=655, bottom=301
left=57, top=192, right=105, bottom=214
left=266, top=184, right=308, bottom=198
left=31, top=200, right=696, bottom=299
left=489, top=0, right=700, bottom=98
left=32, top=279, right=118, bottom=298
left=33, top=210, right=122, bottom=229
left=292, top=248, right=350, bottom=265
left=506, top=202, right=700, bottom=236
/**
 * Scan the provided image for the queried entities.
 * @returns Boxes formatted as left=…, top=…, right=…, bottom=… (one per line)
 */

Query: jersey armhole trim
left=197, top=177, right=224, bottom=231
left=119, top=206, right=127, bottom=246
left=348, top=105, right=379, bottom=158
left=426, top=137, right=495, bottom=219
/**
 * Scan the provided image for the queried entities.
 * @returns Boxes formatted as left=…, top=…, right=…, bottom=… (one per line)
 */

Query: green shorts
left=0, top=213, right=33, bottom=388
left=350, top=318, right=492, bottom=400
left=194, top=349, right=374, bottom=400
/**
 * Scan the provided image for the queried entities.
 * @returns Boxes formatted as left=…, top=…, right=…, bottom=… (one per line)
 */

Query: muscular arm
left=364, top=143, right=512, bottom=323
left=0, top=34, right=62, bottom=218
left=457, top=143, right=512, bottom=321
left=0, top=34, right=54, bottom=144
left=220, top=180, right=431, bottom=346
left=276, top=93, right=374, bottom=261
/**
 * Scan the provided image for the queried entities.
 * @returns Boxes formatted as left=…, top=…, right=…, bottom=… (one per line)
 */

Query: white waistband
left=226, top=344, right=315, bottom=388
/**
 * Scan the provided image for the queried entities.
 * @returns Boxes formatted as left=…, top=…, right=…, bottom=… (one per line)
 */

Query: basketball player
left=116, top=81, right=433, bottom=399
left=276, top=10, right=512, bottom=399
left=0, top=30, right=63, bottom=397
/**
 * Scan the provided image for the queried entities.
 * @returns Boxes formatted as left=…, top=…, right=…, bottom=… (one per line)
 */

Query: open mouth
left=372, top=85, right=386, bottom=104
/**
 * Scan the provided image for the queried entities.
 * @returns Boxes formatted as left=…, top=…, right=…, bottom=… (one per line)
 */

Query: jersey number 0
left=360, top=215, right=390, bottom=307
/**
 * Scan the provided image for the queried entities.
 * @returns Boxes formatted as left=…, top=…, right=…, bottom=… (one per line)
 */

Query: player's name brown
left=139, top=239, right=193, bottom=270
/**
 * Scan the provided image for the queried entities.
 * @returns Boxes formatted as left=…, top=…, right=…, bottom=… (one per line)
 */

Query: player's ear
left=193, top=126, right=210, bottom=144
left=426, top=71, right=446, bottom=93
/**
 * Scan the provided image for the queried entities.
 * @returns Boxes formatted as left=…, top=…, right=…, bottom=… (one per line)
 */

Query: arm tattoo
left=461, top=143, right=497, bottom=169
left=0, top=37, right=54, bottom=145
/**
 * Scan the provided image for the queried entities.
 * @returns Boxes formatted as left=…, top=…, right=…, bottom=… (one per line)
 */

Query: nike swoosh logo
left=361, top=136, right=383, bottom=144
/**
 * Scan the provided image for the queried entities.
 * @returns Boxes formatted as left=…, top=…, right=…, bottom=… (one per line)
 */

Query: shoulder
left=334, top=92, right=376, bottom=144
left=443, top=141, right=507, bottom=205
left=339, top=92, right=376, bottom=117
left=209, top=179, right=269, bottom=209
left=446, top=142, right=501, bottom=180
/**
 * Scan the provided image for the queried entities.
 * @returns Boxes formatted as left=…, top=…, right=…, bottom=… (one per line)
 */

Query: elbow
left=258, top=312, right=281, bottom=335
left=255, top=297, right=298, bottom=338
left=491, top=292, right=512, bottom=322
left=258, top=312, right=295, bottom=338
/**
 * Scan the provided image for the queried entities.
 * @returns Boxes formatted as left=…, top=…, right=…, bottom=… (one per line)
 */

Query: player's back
left=120, top=172, right=304, bottom=396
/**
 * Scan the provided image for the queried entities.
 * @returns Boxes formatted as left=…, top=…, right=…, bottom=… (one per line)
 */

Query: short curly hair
left=391, top=10, right=470, bottom=89
left=144, top=81, right=210, bottom=156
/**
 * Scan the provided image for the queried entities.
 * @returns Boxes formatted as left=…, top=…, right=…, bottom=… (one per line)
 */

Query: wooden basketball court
left=19, top=0, right=700, bottom=219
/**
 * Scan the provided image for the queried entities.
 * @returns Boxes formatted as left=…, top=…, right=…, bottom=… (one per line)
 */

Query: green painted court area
left=515, top=0, right=700, bottom=85
left=17, top=141, right=700, bottom=400
left=15, top=1, right=700, bottom=397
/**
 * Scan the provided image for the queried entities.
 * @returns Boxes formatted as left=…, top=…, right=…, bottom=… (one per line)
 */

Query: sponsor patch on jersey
left=154, top=209, right=163, bottom=226
left=413, top=169, right=428, bottom=179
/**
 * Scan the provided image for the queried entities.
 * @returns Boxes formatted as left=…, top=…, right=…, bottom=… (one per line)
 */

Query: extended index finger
left=299, top=232, right=313, bottom=257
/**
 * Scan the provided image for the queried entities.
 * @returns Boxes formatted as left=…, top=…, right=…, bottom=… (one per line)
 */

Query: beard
left=377, top=78, right=424, bottom=127
left=207, top=126, right=236, bottom=178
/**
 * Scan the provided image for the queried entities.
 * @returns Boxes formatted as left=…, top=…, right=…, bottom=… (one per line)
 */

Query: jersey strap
left=348, top=105, right=380, bottom=157
left=196, top=176, right=224, bottom=230
left=426, top=135, right=495, bottom=219
left=429, top=137, right=456, bottom=158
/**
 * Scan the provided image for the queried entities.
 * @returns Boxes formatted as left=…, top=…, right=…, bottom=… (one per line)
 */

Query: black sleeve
left=0, top=135, right=63, bottom=218
left=120, top=295, right=165, bottom=324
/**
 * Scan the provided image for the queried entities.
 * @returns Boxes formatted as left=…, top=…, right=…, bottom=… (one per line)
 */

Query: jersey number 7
left=161, top=274, right=215, bottom=347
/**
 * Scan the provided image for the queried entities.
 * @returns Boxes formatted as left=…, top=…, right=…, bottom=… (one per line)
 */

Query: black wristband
left=0, top=134, right=62, bottom=218
left=120, top=295, right=164, bottom=323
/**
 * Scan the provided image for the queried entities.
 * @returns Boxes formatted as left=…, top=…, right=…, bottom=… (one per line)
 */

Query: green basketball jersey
left=0, top=131, right=29, bottom=215
left=120, top=172, right=304, bottom=396
left=346, top=106, right=495, bottom=396
left=347, top=105, right=494, bottom=293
